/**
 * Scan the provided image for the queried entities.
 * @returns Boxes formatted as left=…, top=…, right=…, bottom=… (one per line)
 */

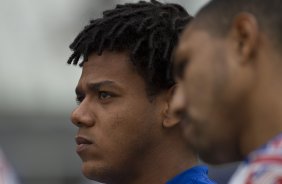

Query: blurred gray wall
left=0, top=0, right=237, bottom=184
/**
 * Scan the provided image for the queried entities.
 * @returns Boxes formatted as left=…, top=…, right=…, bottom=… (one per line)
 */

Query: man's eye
left=98, top=91, right=112, bottom=100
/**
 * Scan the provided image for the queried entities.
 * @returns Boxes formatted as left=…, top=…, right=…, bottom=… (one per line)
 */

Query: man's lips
left=75, top=136, right=92, bottom=145
left=75, top=136, right=93, bottom=153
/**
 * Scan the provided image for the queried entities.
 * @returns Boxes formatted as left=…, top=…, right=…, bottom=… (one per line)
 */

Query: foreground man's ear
left=229, top=12, right=259, bottom=63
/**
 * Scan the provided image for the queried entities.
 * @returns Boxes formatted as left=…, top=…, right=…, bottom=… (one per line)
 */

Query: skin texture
left=71, top=51, right=197, bottom=184
left=173, top=13, right=282, bottom=164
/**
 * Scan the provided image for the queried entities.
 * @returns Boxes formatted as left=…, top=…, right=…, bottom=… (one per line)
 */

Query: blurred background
left=0, top=0, right=238, bottom=184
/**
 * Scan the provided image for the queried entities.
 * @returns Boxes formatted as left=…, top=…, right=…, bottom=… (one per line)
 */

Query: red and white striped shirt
left=229, top=134, right=282, bottom=184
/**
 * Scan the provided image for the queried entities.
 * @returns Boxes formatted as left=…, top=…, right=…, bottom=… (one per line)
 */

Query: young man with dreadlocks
left=67, top=0, right=215, bottom=184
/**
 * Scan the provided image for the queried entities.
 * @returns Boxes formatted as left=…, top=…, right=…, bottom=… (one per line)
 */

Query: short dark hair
left=67, top=0, right=192, bottom=97
left=194, top=0, right=282, bottom=49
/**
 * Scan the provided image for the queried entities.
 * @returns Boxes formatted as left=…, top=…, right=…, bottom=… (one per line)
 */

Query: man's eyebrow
left=75, top=80, right=116, bottom=96
left=87, top=80, right=115, bottom=91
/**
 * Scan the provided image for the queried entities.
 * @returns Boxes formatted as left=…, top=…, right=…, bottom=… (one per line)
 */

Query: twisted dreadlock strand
left=68, top=0, right=192, bottom=97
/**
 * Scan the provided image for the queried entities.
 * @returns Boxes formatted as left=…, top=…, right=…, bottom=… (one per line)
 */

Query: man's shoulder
left=229, top=153, right=282, bottom=184
left=232, top=162, right=282, bottom=184
left=167, top=166, right=216, bottom=184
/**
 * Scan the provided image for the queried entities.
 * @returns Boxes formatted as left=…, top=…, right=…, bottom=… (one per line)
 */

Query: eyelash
left=97, top=91, right=113, bottom=100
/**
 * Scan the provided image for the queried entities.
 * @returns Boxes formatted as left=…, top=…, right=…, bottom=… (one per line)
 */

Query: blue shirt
left=167, top=165, right=216, bottom=184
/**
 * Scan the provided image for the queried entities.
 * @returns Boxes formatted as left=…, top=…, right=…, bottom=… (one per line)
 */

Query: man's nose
left=71, top=101, right=95, bottom=128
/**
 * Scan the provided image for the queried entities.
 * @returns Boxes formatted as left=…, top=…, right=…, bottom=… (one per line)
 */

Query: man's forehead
left=180, top=24, right=194, bottom=43
left=177, top=25, right=211, bottom=56
left=175, top=26, right=195, bottom=60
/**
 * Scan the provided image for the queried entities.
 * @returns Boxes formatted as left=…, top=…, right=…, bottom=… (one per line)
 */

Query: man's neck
left=115, top=134, right=197, bottom=184
left=240, top=55, right=282, bottom=156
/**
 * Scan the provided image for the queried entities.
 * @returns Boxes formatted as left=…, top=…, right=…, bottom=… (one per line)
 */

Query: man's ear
left=162, top=85, right=183, bottom=128
left=229, top=12, right=259, bottom=63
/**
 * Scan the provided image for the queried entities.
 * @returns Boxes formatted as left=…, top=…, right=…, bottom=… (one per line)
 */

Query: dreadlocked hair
left=68, top=0, right=192, bottom=97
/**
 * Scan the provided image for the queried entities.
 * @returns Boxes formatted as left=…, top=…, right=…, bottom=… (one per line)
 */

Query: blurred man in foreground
left=67, top=0, right=215, bottom=184
left=174, top=0, right=282, bottom=183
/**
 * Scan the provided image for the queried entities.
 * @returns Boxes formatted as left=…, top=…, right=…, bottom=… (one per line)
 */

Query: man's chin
left=81, top=161, right=117, bottom=183
left=81, top=161, right=102, bottom=181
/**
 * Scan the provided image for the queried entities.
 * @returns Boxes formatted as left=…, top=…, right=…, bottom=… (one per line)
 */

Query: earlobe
left=163, top=114, right=180, bottom=128
left=230, top=13, right=259, bottom=62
